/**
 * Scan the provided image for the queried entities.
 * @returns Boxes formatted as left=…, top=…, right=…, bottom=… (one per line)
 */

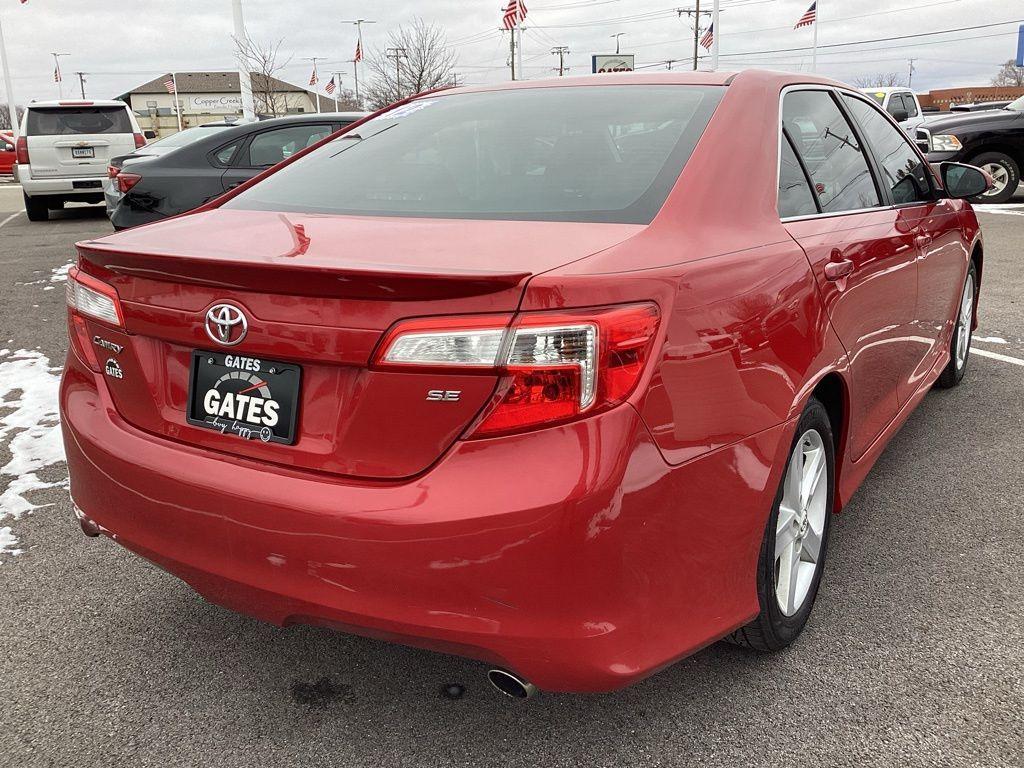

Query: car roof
left=27, top=99, right=130, bottom=109
left=858, top=87, right=910, bottom=94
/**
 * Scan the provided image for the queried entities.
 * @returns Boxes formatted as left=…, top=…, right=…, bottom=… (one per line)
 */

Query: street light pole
left=0, top=13, right=19, bottom=137
left=51, top=53, right=70, bottom=99
left=231, top=0, right=256, bottom=120
left=710, top=0, right=720, bottom=71
left=610, top=32, right=625, bottom=55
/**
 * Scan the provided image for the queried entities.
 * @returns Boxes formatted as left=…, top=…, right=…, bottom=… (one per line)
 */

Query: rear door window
left=782, top=90, right=881, bottom=214
left=26, top=107, right=132, bottom=136
left=243, top=124, right=333, bottom=168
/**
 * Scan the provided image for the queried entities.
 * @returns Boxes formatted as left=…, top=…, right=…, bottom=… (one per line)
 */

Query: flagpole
left=351, top=59, right=359, bottom=105
left=710, top=0, right=720, bottom=71
left=517, top=23, right=524, bottom=82
left=811, top=1, right=818, bottom=73
left=0, top=13, right=18, bottom=139
left=172, top=72, right=182, bottom=132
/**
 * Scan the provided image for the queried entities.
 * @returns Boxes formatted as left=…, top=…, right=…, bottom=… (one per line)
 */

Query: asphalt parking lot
left=0, top=183, right=1021, bottom=767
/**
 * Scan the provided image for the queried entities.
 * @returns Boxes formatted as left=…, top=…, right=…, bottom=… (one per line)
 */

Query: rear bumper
left=19, top=171, right=106, bottom=197
left=61, top=347, right=788, bottom=692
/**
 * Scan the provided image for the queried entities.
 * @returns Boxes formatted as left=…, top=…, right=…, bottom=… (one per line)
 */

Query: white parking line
left=0, top=211, right=23, bottom=229
left=973, top=348, right=1024, bottom=367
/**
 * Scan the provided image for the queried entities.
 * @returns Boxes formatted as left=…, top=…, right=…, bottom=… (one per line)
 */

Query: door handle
left=824, top=258, right=855, bottom=281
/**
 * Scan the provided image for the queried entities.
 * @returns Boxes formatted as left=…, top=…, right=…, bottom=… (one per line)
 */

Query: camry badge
left=205, top=303, right=248, bottom=347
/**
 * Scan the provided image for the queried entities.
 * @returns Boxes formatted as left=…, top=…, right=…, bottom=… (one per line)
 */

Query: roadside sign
left=592, top=54, right=635, bottom=74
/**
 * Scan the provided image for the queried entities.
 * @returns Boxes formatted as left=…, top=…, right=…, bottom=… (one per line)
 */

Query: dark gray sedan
left=108, top=112, right=365, bottom=229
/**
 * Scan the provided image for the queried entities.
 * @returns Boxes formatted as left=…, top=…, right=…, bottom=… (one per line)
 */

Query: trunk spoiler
left=76, top=243, right=531, bottom=301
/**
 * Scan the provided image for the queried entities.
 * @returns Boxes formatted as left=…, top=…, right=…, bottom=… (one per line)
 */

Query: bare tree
left=0, top=104, right=24, bottom=131
left=853, top=72, right=908, bottom=88
left=233, top=35, right=294, bottom=117
left=992, top=59, right=1024, bottom=87
left=327, top=87, right=363, bottom=112
left=363, top=18, right=457, bottom=110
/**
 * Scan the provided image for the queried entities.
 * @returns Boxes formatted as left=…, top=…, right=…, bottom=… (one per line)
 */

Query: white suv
left=14, top=99, right=145, bottom=221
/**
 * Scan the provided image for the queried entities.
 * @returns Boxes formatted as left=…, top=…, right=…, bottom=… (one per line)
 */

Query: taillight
left=374, top=303, right=660, bottom=437
left=133, top=132, right=146, bottom=149
left=107, top=164, right=120, bottom=179
left=66, top=266, right=124, bottom=373
left=116, top=172, right=141, bottom=194
left=15, top=136, right=28, bottom=165
left=66, top=266, right=123, bottom=327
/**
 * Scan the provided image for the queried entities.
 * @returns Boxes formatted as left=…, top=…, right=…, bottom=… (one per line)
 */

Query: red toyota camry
left=61, top=71, right=986, bottom=696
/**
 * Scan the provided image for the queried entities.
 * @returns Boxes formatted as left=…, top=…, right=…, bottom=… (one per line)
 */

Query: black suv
left=917, top=94, right=1024, bottom=203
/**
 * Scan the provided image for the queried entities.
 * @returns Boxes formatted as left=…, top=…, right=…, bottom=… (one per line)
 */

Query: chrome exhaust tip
left=487, top=668, right=537, bottom=699
left=73, top=504, right=101, bottom=538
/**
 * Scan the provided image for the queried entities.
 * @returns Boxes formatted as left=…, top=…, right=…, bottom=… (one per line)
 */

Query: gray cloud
left=1, top=0, right=1020, bottom=105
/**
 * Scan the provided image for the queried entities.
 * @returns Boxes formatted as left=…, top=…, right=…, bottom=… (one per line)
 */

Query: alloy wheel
left=774, top=429, right=828, bottom=617
left=955, top=272, right=975, bottom=370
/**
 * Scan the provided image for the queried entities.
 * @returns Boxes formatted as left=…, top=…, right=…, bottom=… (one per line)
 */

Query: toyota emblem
left=205, top=303, right=248, bottom=346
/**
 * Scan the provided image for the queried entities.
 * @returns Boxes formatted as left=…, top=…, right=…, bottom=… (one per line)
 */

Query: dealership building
left=117, top=72, right=323, bottom=137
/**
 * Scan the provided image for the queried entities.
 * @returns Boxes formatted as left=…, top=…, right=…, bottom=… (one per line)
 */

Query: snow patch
left=0, top=349, right=67, bottom=556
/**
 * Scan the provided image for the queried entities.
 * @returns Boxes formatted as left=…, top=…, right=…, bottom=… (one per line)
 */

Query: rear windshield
left=225, top=85, right=724, bottom=224
left=27, top=106, right=133, bottom=136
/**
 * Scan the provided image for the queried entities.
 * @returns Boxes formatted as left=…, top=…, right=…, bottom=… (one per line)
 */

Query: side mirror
left=889, top=107, right=909, bottom=123
left=941, top=162, right=992, bottom=199
left=143, top=130, right=157, bottom=139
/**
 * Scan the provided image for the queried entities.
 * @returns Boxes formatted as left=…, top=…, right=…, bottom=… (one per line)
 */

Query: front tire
left=23, top=192, right=49, bottom=222
left=935, top=262, right=977, bottom=389
left=727, top=397, right=835, bottom=651
left=968, top=151, right=1019, bottom=204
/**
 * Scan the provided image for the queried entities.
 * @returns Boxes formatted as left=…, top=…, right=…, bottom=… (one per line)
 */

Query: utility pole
left=517, top=25, right=525, bottom=81
left=610, top=32, right=625, bottom=55
left=677, top=5, right=711, bottom=71
left=51, top=52, right=70, bottom=99
left=551, top=45, right=570, bottom=76
left=341, top=19, right=375, bottom=108
left=231, top=0, right=256, bottom=121
left=0, top=12, right=19, bottom=137
left=386, top=47, right=408, bottom=101
left=907, top=58, right=916, bottom=87
left=664, top=59, right=681, bottom=70
left=303, top=57, right=324, bottom=112
left=74, top=71, right=87, bottom=99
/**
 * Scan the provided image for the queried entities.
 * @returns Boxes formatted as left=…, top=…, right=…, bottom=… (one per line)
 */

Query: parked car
left=950, top=100, right=1011, bottom=113
left=108, top=112, right=366, bottom=229
left=0, top=131, right=14, bottom=175
left=61, top=71, right=985, bottom=696
left=860, top=87, right=926, bottom=133
left=13, top=99, right=146, bottom=221
left=916, top=93, right=1024, bottom=203
left=104, top=122, right=247, bottom=216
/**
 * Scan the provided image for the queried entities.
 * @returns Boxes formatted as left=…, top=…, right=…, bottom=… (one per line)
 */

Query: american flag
left=502, top=0, right=527, bottom=31
left=163, top=75, right=176, bottom=94
left=309, top=66, right=319, bottom=86
left=794, top=1, right=816, bottom=29
left=53, top=66, right=61, bottom=83
left=325, top=77, right=336, bottom=95
left=700, top=22, right=714, bottom=50
left=354, top=39, right=363, bottom=63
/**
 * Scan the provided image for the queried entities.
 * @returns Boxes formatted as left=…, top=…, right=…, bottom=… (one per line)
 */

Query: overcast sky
left=1, top=0, right=1021, bottom=104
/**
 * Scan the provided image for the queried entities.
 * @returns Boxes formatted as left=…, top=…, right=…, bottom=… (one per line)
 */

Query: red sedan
left=61, top=71, right=986, bottom=696
left=0, top=131, right=15, bottom=176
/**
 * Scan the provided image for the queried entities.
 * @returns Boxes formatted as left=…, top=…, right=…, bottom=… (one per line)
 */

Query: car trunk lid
left=76, top=209, right=642, bottom=479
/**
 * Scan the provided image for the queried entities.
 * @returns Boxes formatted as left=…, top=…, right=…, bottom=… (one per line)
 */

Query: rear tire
left=935, top=262, right=977, bottom=389
left=967, top=151, right=1019, bottom=204
left=23, top=192, right=49, bottom=222
left=727, top=397, right=834, bottom=651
